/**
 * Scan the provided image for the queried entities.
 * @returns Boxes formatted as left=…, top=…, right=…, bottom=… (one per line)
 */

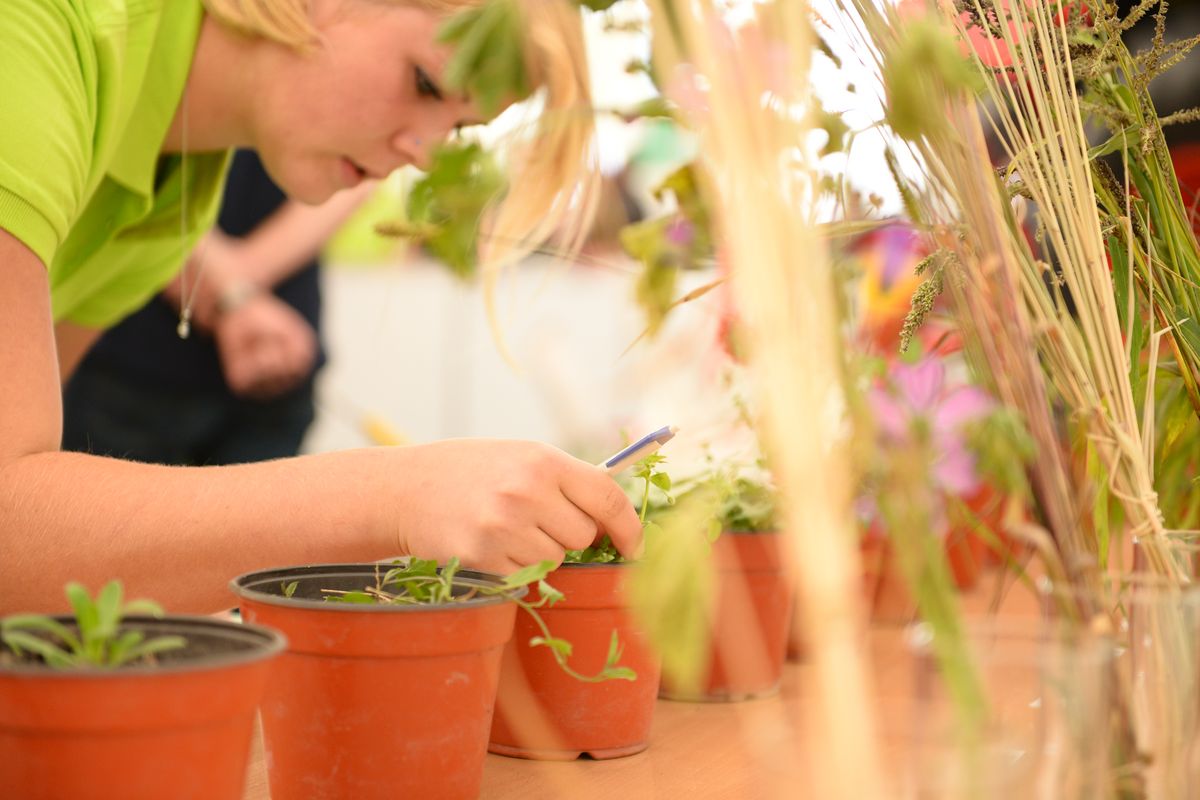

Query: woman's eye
left=415, top=66, right=443, bottom=100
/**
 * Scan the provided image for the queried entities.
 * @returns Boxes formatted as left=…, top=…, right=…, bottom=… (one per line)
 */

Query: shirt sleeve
left=0, top=0, right=94, bottom=269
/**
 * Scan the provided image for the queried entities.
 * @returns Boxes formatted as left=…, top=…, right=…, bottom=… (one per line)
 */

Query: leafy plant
left=439, top=0, right=531, bottom=118
left=712, top=472, right=777, bottom=533
left=322, top=557, right=635, bottom=683
left=1, top=581, right=185, bottom=669
left=620, top=166, right=715, bottom=335
left=375, top=142, right=505, bottom=280
left=565, top=453, right=673, bottom=563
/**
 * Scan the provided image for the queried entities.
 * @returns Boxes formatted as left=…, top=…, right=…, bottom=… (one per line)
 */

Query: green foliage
left=439, top=0, right=531, bottom=118
left=386, top=143, right=505, bottom=280
left=628, top=486, right=720, bottom=693
left=814, top=104, right=851, bottom=157
left=713, top=475, right=777, bottom=533
left=565, top=452, right=674, bottom=563
left=320, top=557, right=634, bottom=683
left=620, top=166, right=714, bottom=336
left=565, top=534, right=623, bottom=563
left=882, top=17, right=983, bottom=142
left=1, top=581, right=185, bottom=670
left=575, top=0, right=620, bottom=10
left=324, top=557, right=475, bottom=605
left=963, top=408, right=1036, bottom=503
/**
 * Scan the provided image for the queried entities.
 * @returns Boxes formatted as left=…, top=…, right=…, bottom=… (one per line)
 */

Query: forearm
left=235, top=184, right=372, bottom=288
left=0, top=448, right=400, bottom=615
left=162, top=185, right=371, bottom=327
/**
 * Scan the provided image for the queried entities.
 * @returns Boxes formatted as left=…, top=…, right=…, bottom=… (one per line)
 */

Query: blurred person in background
left=62, top=150, right=370, bottom=465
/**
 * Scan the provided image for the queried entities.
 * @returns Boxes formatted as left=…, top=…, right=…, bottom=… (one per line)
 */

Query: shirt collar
left=107, top=1, right=206, bottom=196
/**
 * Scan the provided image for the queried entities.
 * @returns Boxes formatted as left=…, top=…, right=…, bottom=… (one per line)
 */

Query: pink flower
left=870, top=358, right=994, bottom=497
left=665, top=217, right=695, bottom=247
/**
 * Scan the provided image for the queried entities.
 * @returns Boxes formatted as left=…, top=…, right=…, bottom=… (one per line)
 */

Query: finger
left=280, top=336, right=312, bottom=377
left=507, top=528, right=566, bottom=569
left=559, top=463, right=643, bottom=559
left=247, top=379, right=286, bottom=401
left=539, top=495, right=599, bottom=552
left=494, top=557, right=527, bottom=577
left=257, top=345, right=287, bottom=380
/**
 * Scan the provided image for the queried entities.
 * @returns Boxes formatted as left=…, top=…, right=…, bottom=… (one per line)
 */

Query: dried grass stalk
left=645, top=1, right=883, bottom=796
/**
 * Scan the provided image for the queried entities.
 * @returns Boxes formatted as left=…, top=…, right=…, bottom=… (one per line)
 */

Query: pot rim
left=230, top=562, right=525, bottom=613
left=557, top=560, right=633, bottom=568
left=0, top=614, right=285, bottom=678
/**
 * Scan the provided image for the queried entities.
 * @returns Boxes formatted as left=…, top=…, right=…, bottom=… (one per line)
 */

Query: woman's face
left=253, top=0, right=486, bottom=203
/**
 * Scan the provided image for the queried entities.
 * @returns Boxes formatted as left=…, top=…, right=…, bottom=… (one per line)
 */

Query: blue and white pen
left=598, top=425, right=678, bottom=475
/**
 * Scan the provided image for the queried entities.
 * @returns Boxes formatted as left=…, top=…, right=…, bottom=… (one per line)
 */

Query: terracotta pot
left=862, top=536, right=918, bottom=625
left=0, top=615, right=283, bottom=800
left=232, top=564, right=519, bottom=800
left=945, top=527, right=985, bottom=590
left=659, top=532, right=793, bottom=701
left=966, top=485, right=1027, bottom=568
left=785, top=591, right=807, bottom=662
left=489, top=563, right=660, bottom=760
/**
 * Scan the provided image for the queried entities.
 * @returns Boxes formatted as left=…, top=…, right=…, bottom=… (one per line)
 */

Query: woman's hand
left=388, top=439, right=643, bottom=574
left=213, top=293, right=317, bottom=399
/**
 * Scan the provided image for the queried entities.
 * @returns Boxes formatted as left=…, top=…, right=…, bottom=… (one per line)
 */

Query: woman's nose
left=392, top=113, right=461, bottom=171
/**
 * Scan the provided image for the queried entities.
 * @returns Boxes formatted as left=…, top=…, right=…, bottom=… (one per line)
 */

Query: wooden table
left=241, top=574, right=1040, bottom=799
left=240, top=631, right=923, bottom=800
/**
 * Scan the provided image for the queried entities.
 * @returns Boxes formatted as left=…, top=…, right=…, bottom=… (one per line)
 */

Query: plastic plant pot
left=660, top=531, right=794, bottom=702
left=0, top=615, right=284, bottom=800
left=232, top=563, right=520, bottom=800
left=489, top=562, right=660, bottom=760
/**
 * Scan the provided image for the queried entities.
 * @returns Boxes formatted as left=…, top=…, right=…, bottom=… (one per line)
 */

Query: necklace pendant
left=176, top=318, right=191, bottom=339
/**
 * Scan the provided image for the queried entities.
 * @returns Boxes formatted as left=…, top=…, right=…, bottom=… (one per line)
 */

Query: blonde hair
left=202, top=0, right=598, bottom=315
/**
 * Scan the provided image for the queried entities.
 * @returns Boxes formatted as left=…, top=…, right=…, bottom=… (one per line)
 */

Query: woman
left=0, top=0, right=640, bottom=613
left=62, top=150, right=364, bottom=466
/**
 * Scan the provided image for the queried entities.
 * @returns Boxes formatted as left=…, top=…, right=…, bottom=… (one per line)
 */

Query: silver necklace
left=176, top=88, right=203, bottom=339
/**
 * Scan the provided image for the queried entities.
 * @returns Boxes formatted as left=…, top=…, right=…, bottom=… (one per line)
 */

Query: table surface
left=241, top=571, right=1039, bottom=799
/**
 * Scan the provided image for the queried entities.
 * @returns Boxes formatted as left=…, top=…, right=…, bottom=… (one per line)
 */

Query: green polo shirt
left=0, top=0, right=229, bottom=328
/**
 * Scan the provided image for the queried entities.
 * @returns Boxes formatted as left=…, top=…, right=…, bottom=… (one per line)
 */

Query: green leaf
left=438, top=558, right=462, bottom=602
left=630, top=97, right=674, bottom=119
left=602, top=665, right=638, bottom=681
left=401, top=143, right=506, bottom=280
left=882, top=17, right=983, bottom=142
left=116, top=635, right=187, bottom=668
left=106, top=630, right=146, bottom=667
left=93, top=580, right=124, bottom=640
left=536, top=580, right=565, bottom=606
left=439, top=0, right=531, bottom=118
left=326, top=591, right=377, bottom=604
left=814, top=105, right=850, bottom=156
left=1, top=615, right=81, bottom=652
left=121, top=598, right=166, bottom=618
left=564, top=535, right=622, bottom=564
left=627, top=487, right=719, bottom=692
left=1, top=631, right=76, bottom=668
left=650, top=472, right=672, bottom=492
left=280, top=581, right=299, bottom=599
left=502, top=560, right=556, bottom=590
left=64, top=583, right=98, bottom=639
left=605, top=629, right=623, bottom=665
left=1174, top=312, right=1200, bottom=359
left=1089, top=124, right=1141, bottom=160
left=529, top=635, right=573, bottom=659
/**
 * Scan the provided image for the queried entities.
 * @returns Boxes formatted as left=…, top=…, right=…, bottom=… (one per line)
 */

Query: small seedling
left=1, top=581, right=185, bottom=669
left=322, top=558, right=636, bottom=683
left=565, top=453, right=673, bottom=564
